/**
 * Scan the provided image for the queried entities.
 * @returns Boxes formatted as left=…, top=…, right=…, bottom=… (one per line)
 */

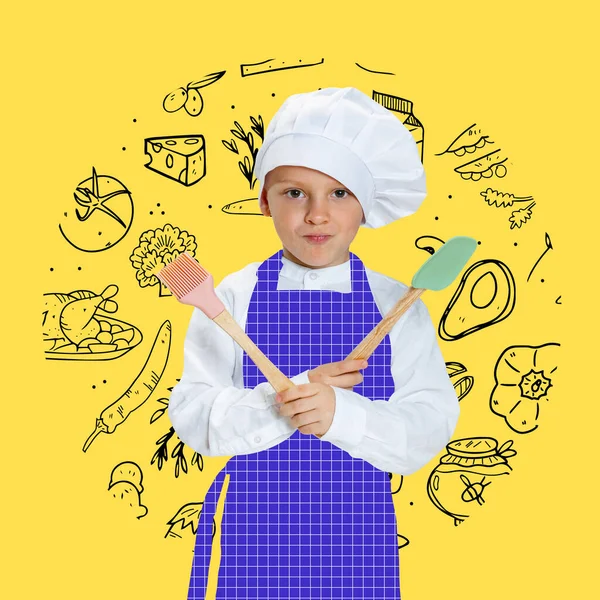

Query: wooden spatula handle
left=212, top=309, right=294, bottom=393
left=347, top=287, right=425, bottom=361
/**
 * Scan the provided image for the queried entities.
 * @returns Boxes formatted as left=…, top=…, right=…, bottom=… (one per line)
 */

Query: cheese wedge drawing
left=144, top=135, right=206, bottom=186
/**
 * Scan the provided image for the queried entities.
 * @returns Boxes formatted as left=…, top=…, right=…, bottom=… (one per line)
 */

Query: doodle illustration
left=240, top=57, right=324, bottom=77
left=221, top=197, right=262, bottom=216
left=435, top=123, right=495, bottom=157
left=389, top=472, right=403, bottom=495
left=415, top=235, right=445, bottom=255
left=165, top=502, right=206, bottom=539
left=150, top=383, right=204, bottom=477
left=446, top=362, right=474, bottom=401
left=455, top=148, right=509, bottom=180
left=439, top=259, right=517, bottom=341
left=222, top=115, right=264, bottom=189
left=490, top=343, right=560, bottom=433
left=43, top=285, right=142, bottom=360
left=144, top=134, right=206, bottom=186
left=82, top=320, right=172, bottom=452
left=355, top=63, right=395, bottom=75
left=427, top=437, right=517, bottom=525
left=59, top=167, right=134, bottom=252
left=480, top=187, right=536, bottom=229
left=372, top=91, right=424, bottom=162
left=162, top=70, right=226, bottom=116
left=108, top=461, right=148, bottom=519
left=129, top=224, right=197, bottom=296
left=527, top=232, right=554, bottom=282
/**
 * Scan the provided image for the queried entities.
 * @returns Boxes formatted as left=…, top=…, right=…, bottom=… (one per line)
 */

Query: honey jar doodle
left=427, top=437, right=517, bottom=526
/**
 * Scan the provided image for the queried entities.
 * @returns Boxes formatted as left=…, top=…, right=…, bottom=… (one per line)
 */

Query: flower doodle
left=129, top=224, right=197, bottom=294
left=490, top=343, right=560, bottom=434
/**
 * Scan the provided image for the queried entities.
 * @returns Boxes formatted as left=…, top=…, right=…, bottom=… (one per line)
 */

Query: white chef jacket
left=168, top=254, right=460, bottom=476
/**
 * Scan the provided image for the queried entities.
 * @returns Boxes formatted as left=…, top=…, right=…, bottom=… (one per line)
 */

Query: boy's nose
left=305, top=198, right=330, bottom=223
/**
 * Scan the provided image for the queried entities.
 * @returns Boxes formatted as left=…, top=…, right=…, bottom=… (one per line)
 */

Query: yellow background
left=2, top=1, right=596, bottom=599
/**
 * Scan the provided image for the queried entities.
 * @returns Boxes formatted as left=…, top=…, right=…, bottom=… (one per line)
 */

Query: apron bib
left=188, top=250, right=401, bottom=599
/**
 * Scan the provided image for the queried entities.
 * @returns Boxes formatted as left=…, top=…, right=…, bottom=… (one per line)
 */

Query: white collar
left=280, top=254, right=351, bottom=284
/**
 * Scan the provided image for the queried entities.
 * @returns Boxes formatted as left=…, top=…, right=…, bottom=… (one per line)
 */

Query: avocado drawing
left=439, top=259, right=516, bottom=341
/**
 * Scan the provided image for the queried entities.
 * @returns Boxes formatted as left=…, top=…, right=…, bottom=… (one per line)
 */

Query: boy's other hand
left=308, top=359, right=368, bottom=391
left=276, top=383, right=336, bottom=438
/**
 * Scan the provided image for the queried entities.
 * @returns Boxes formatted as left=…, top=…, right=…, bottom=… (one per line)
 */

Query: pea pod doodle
left=82, top=320, right=172, bottom=452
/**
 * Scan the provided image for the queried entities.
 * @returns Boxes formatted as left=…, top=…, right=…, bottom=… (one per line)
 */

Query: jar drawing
left=427, top=437, right=516, bottom=526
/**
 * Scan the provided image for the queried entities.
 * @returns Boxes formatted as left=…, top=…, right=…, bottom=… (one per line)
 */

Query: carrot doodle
left=82, top=320, right=172, bottom=452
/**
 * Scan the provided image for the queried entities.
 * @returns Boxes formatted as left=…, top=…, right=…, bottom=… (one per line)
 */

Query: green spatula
left=347, top=236, right=477, bottom=360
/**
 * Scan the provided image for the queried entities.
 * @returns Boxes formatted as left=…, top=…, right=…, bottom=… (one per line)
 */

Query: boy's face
left=260, top=165, right=364, bottom=269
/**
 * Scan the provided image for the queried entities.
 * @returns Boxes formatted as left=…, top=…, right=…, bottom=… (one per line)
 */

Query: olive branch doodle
left=222, top=115, right=265, bottom=189
left=150, top=382, right=205, bottom=478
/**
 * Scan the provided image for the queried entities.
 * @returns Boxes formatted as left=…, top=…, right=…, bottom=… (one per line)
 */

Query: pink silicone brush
left=158, top=252, right=293, bottom=393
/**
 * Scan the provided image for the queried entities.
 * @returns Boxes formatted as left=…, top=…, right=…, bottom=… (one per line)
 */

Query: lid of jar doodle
left=439, top=437, right=517, bottom=469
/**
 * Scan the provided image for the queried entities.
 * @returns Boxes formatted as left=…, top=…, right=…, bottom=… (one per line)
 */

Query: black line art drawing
left=455, top=148, right=509, bottom=180
left=446, top=362, right=474, bottom=401
left=435, top=123, right=495, bottom=157
left=439, top=259, right=516, bottom=341
left=389, top=472, right=403, bottom=495
left=397, top=534, right=409, bottom=549
left=222, top=115, right=264, bottom=189
left=108, top=461, right=148, bottom=519
left=82, top=320, right=171, bottom=452
left=43, top=285, right=142, bottom=360
left=144, top=135, right=206, bottom=186
left=162, top=71, right=226, bottom=116
left=221, top=197, right=262, bottom=216
left=59, top=167, right=133, bottom=252
left=555, top=296, right=562, bottom=304
left=165, top=502, right=206, bottom=539
left=490, top=343, right=560, bottom=434
left=372, top=91, right=424, bottom=162
left=427, top=437, right=516, bottom=525
left=240, top=58, right=324, bottom=77
left=480, top=187, right=536, bottom=229
left=415, top=235, right=445, bottom=255
left=527, top=232, right=553, bottom=282
left=129, top=224, right=197, bottom=296
left=150, top=382, right=205, bottom=477
left=355, top=63, right=395, bottom=75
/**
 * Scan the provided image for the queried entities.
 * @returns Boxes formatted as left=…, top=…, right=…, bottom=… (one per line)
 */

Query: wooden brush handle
left=347, top=287, right=425, bottom=361
left=212, top=309, right=294, bottom=393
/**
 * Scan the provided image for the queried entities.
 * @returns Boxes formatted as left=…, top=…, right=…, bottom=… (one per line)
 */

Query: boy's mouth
left=304, top=235, right=332, bottom=244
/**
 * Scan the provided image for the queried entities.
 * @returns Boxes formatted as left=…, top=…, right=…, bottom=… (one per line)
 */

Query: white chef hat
left=254, top=87, right=427, bottom=228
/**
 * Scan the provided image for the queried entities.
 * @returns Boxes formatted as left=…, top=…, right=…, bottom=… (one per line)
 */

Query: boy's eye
left=284, top=189, right=350, bottom=199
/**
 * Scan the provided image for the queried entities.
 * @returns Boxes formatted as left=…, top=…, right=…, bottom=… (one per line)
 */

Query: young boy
left=169, top=87, right=460, bottom=599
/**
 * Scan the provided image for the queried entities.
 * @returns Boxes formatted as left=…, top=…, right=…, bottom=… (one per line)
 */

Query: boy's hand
left=308, top=359, right=368, bottom=391
left=276, top=383, right=336, bottom=438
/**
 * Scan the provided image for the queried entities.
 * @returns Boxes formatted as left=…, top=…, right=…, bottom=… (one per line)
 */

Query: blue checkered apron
left=188, top=250, right=401, bottom=599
